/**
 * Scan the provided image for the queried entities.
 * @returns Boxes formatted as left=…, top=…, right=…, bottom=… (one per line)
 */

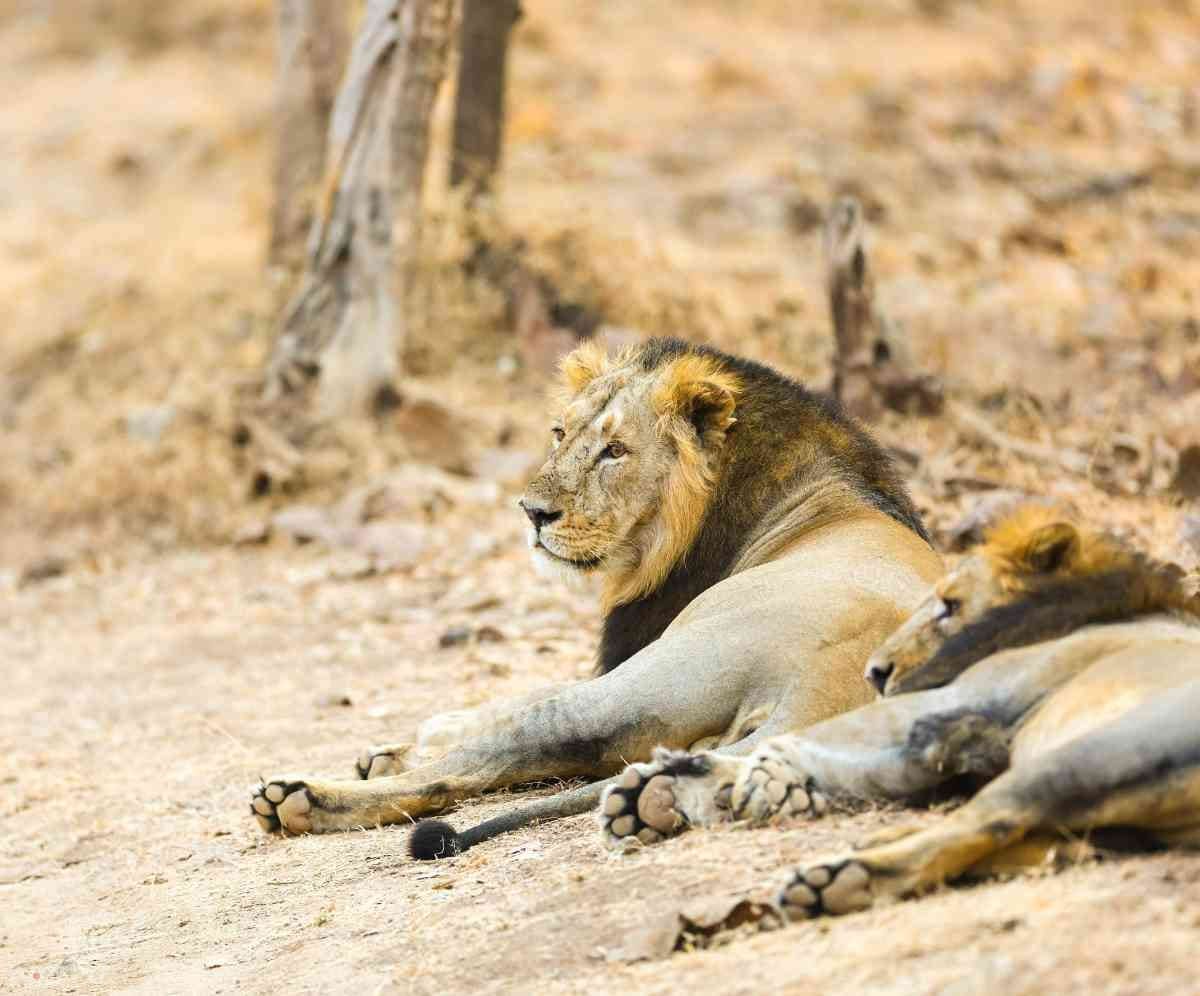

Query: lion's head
left=519, top=339, right=740, bottom=610
left=864, top=505, right=1198, bottom=697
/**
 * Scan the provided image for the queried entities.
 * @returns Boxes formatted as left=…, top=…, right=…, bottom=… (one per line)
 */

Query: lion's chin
left=530, top=543, right=604, bottom=591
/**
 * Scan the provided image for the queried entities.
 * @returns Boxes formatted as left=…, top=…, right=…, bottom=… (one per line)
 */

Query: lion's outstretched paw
left=779, top=860, right=874, bottom=919
left=599, top=748, right=741, bottom=850
left=731, top=741, right=827, bottom=824
left=600, top=763, right=683, bottom=849
left=355, top=743, right=414, bottom=780
left=250, top=778, right=315, bottom=835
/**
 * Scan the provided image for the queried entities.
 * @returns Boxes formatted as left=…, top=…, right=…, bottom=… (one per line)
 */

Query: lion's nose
left=519, top=499, right=562, bottom=531
left=865, top=661, right=894, bottom=695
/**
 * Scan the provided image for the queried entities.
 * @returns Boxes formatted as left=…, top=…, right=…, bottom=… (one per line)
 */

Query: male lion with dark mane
left=606, top=506, right=1200, bottom=917
left=249, top=338, right=941, bottom=853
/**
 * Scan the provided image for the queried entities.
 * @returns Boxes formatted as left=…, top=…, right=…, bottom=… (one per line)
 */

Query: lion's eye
left=937, top=598, right=961, bottom=620
left=551, top=427, right=565, bottom=445
left=601, top=441, right=628, bottom=460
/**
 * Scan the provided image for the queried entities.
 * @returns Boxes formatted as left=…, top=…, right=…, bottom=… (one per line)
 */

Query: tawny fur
left=599, top=507, right=1200, bottom=921
left=248, top=339, right=941, bottom=848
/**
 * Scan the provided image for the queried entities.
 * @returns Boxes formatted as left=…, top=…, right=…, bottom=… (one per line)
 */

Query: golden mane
left=979, top=505, right=1200, bottom=619
left=602, top=351, right=741, bottom=609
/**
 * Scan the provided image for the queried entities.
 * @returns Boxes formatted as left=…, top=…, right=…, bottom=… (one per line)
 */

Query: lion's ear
left=559, top=341, right=609, bottom=394
left=1023, top=522, right=1080, bottom=573
left=654, top=355, right=740, bottom=449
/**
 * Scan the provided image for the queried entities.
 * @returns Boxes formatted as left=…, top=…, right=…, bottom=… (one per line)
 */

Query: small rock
left=476, top=625, right=506, bottom=643
left=315, top=693, right=353, bottom=708
left=19, top=556, right=69, bottom=587
left=232, top=520, right=271, bottom=546
left=370, top=465, right=501, bottom=517
left=603, top=896, right=781, bottom=963
left=439, top=587, right=502, bottom=613
left=273, top=505, right=340, bottom=545
left=470, top=448, right=542, bottom=487
left=466, top=532, right=501, bottom=560
left=349, top=521, right=427, bottom=571
left=439, top=626, right=472, bottom=648
left=126, top=405, right=175, bottom=444
left=326, top=552, right=375, bottom=581
left=392, top=397, right=473, bottom=474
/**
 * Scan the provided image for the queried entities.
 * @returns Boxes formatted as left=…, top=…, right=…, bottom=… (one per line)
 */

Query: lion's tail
left=407, top=778, right=611, bottom=860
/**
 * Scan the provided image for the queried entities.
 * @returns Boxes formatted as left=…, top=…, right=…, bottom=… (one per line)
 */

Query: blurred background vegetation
left=2, top=0, right=1198, bottom=574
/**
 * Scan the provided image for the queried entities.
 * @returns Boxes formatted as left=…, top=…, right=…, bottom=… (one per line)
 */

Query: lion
left=249, top=337, right=941, bottom=851
left=601, top=505, right=1200, bottom=918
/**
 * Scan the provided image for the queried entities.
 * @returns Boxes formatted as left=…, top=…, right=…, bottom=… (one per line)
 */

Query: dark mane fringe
left=597, top=338, right=929, bottom=674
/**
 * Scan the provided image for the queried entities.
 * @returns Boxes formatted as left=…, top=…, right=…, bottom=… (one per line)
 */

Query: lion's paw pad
left=600, top=765, right=683, bottom=848
left=779, top=860, right=873, bottom=918
left=732, top=753, right=827, bottom=824
left=250, top=778, right=315, bottom=834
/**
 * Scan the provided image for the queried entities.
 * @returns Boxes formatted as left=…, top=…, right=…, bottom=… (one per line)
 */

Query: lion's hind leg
left=780, top=684, right=1200, bottom=918
left=779, top=800, right=1030, bottom=917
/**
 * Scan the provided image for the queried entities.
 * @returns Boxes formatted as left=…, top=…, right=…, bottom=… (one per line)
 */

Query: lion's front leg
left=251, top=774, right=462, bottom=834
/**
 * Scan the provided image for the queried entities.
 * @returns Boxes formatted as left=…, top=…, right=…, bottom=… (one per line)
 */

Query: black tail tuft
left=408, top=819, right=462, bottom=860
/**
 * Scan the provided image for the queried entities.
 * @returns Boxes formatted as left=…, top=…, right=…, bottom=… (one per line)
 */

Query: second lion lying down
left=606, top=506, right=1200, bottom=917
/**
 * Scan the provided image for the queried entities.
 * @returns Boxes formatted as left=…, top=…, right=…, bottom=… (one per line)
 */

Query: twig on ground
left=946, top=401, right=1090, bottom=476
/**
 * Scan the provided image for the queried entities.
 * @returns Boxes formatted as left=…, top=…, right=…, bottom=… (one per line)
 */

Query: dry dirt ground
left=4, top=1, right=1200, bottom=993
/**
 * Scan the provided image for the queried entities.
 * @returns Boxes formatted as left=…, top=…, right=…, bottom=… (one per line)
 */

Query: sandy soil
left=5, top=529, right=1200, bottom=995
left=3, top=1, right=1200, bottom=993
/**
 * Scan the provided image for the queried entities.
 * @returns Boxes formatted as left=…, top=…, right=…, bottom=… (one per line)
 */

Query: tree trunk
left=263, top=0, right=455, bottom=419
left=268, top=0, right=348, bottom=270
left=450, top=0, right=521, bottom=199
left=825, top=196, right=943, bottom=418
left=825, top=196, right=877, bottom=413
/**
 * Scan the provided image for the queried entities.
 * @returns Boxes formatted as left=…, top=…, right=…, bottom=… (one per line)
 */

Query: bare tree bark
left=269, top=0, right=348, bottom=269
left=264, top=0, right=454, bottom=419
left=825, top=196, right=943, bottom=418
left=450, top=0, right=521, bottom=200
